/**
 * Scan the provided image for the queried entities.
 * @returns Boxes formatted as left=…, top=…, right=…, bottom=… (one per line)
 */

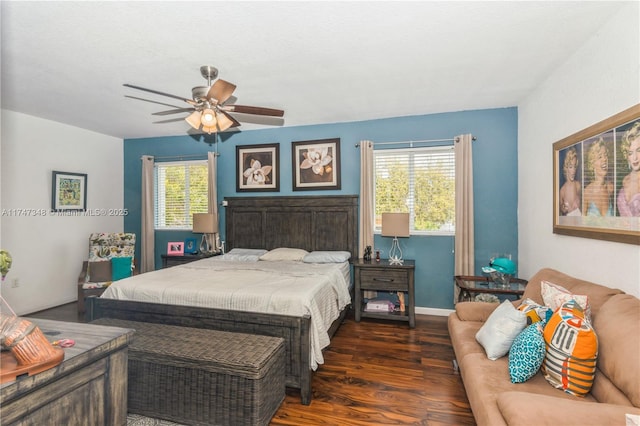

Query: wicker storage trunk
left=92, top=318, right=285, bottom=426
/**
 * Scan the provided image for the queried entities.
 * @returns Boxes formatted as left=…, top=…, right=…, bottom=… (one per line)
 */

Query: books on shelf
left=365, top=299, right=396, bottom=313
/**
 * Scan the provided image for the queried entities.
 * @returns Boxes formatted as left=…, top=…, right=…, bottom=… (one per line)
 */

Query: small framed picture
left=167, top=242, right=184, bottom=256
left=51, top=171, right=87, bottom=211
left=184, top=237, right=198, bottom=254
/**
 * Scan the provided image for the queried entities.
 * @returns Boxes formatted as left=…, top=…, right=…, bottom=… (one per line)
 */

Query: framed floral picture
left=51, top=171, right=87, bottom=212
left=236, top=143, right=280, bottom=192
left=291, top=138, right=341, bottom=191
left=553, top=103, right=640, bottom=245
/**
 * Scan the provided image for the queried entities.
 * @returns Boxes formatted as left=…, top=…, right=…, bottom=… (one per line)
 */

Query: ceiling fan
left=124, top=65, right=284, bottom=134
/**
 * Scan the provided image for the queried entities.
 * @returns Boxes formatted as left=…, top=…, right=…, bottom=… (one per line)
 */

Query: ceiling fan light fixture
left=202, top=125, right=217, bottom=135
left=185, top=110, right=202, bottom=130
left=201, top=108, right=217, bottom=126
left=216, top=113, right=235, bottom=132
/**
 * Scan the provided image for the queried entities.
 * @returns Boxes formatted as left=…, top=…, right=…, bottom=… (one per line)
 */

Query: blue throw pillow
left=111, top=257, right=133, bottom=281
left=508, top=322, right=546, bottom=383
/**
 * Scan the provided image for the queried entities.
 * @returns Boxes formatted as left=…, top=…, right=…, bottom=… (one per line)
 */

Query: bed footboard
left=86, top=297, right=313, bottom=405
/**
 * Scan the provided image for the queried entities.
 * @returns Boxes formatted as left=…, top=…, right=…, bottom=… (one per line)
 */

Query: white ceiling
left=1, top=1, right=628, bottom=140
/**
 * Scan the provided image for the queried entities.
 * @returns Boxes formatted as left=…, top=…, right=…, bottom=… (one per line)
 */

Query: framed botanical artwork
left=553, top=103, right=640, bottom=245
left=184, top=237, right=198, bottom=254
left=167, top=242, right=184, bottom=256
left=291, top=138, right=341, bottom=191
left=236, top=143, right=280, bottom=192
left=51, top=171, right=87, bottom=212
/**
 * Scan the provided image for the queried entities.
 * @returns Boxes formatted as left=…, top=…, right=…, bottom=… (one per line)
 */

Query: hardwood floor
left=26, top=303, right=475, bottom=425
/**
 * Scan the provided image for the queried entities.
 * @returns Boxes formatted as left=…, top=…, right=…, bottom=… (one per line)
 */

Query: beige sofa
left=448, top=268, right=640, bottom=426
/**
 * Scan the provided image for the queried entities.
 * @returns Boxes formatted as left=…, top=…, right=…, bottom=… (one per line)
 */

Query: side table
left=161, top=252, right=218, bottom=268
left=454, top=275, right=528, bottom=303
left=353, top=259, right=416, bottom=328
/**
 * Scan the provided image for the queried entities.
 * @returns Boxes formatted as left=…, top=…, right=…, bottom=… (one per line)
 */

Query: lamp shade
left=216, top=112, right=235, bottom=132
left=193, top=213, right=218, bottom=233
left=185, top=111, right=202, bottom=130
left=381, top=213, right=410, bottom=237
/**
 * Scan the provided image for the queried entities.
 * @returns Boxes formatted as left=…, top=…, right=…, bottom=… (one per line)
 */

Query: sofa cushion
left=475, top=300, right=527, bottom=360
left=592, top=294, right=640, bottom=407
left=522, top=268, right=623, bottom=319
left=457, top=352, right=597, bottom=426
left=455, top=301, right=502, bottom=322
left=542, top=300, right=598, bottom=397
left=497, top=392, right=640, bottom=426
left=448, top=315, right=486, bottom=361
left=508, top=322, right=546, bottom=383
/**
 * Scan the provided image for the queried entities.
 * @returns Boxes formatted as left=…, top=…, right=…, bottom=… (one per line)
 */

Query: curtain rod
left=354, top=135, right=476, bottom=148
left=140, top=152, right=219, bottom=161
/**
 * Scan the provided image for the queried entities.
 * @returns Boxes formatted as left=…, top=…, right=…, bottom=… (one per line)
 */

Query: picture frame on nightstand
left=184, top=238, right=198, bottom=254
left=167, top=242, right=184, bottom=256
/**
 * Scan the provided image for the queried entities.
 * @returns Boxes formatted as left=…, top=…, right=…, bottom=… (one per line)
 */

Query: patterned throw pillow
left=542, top=300, right=598, bottom=397
left=509, top=322, right=546, bottom=383
left=517, top=298, right=552, bottom=325
left=541, top=280, right=592, bottom=321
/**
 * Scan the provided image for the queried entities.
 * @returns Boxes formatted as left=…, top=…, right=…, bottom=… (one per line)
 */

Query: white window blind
left=374, top=145, right=455, bottom=234
left=154, top=160, right=208, bottom=229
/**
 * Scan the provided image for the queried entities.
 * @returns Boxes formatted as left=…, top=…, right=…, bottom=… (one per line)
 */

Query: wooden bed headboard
left=224, top=195, right=359, bottom=259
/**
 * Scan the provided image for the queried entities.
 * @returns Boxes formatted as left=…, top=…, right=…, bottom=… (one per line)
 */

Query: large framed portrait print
left=553, top=103, right=640, bottom=245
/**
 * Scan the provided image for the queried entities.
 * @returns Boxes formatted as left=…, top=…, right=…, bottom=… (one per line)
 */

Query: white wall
left=1, top=110, right=124, bottom=314
left=519, top=3, right=640, bottom=296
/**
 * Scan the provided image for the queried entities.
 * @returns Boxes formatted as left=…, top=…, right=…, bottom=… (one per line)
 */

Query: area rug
left=127, top=414, right=185, bottom=426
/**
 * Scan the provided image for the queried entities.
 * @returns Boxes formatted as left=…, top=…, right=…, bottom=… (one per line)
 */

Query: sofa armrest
left=497, top=391, right=640, bottom=426
left=454, top=301, right=501, bottom=322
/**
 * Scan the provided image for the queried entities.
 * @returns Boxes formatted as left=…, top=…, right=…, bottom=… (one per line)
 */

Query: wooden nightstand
left=161, top=252, right=218, bottom=268
left=353, top=259, right=416, bottom=328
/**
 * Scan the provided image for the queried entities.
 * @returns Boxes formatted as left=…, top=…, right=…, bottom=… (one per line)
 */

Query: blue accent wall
left=124, top=107, right=518, bottom=309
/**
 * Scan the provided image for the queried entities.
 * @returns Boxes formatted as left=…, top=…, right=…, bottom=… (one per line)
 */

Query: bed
left=86, top=195, right=358, bottom=405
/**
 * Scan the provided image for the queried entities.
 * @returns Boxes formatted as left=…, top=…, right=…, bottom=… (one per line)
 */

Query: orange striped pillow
left=542, top=300, right=598, bottom=397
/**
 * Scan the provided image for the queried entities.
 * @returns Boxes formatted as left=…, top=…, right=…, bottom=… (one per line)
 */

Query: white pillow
left=475, top=299, right=527, bottom=360
left=303, top=251, right=351, bottom=263
left=259, top=247, right=309, bottom=262
left=222, top=248, right=267, bottom=262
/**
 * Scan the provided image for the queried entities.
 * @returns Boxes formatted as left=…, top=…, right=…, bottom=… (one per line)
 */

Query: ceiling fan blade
left=207, top=79, right=236, bottom=104
left=123, top=84, right=195, bottom=105
left=125, top=95, right=185, bottom=109
left=224, top=105, right=284, bottom=117
left=152, top=107, right=196, bottom=116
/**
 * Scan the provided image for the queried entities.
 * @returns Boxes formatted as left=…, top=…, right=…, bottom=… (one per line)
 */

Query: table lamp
left=192, top=213, right=218, bottom=254
left=381, top=213, right=410, bottom=265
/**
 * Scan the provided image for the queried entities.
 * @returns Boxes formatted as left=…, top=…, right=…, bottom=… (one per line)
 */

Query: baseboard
left=415, top=306, right=454, bottom=317
left=23, top=298, right=77, bottom=316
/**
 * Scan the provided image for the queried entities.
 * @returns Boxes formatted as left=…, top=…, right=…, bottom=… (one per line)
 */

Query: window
left=374, top=145, right=455, bottom=234
left=154, top=160, right=208, bottom=230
